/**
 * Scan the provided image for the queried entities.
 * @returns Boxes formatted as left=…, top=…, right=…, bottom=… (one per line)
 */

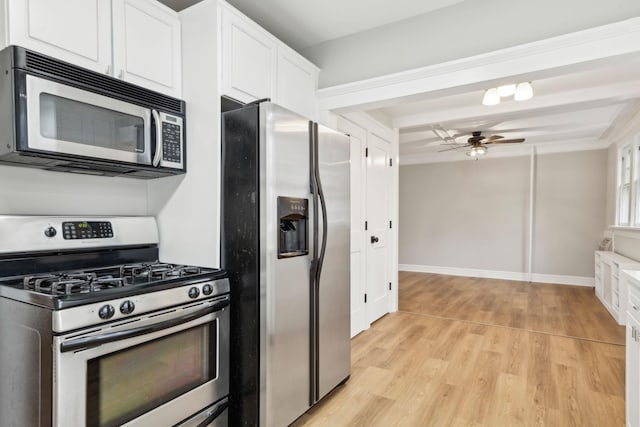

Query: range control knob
left=120, top=300, right=135, bottom=315
left=188, top=287, right=200, bottom=299
left=98, top=304, right=115, bottom=320
left=44, top=226, right=57, bottom=238
left=202, top=284, right=213, bottom=295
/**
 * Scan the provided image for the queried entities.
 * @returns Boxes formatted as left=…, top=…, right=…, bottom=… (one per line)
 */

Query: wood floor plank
left=295, top=274, right=625, bottom=427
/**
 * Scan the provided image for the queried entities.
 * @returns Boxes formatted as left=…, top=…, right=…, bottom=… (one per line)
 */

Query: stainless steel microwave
left=0, top=46, right=186, bottom=178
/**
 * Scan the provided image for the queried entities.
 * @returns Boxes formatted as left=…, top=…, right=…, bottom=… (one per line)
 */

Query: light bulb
left=482, top=88, right=500, bottom=106
left=514, top=82, right=533, bottom=101
left=497, top=84, right=516, bottom=97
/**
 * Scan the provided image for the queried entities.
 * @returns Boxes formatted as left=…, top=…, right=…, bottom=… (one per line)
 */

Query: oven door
left=53, top=295, right=229, bottom=427
left=24, top=74, right=152, bottom=165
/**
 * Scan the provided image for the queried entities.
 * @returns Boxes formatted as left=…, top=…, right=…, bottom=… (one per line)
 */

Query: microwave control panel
left=62, top=221, right=113, bottom=240
left=162, top=119, right=182, bottom=163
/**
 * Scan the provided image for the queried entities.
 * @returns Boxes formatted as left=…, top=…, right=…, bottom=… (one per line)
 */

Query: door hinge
left=364, top=293, right=367, bottom=303
left=389, top=282, right=392, bottom=291
left=389, top=158, right=393, bottom=167
left=365, top=221, right=368, bottom=230
left=365, top=147, right=369, bottom=157
left=389, top=220, right=392, bottom=229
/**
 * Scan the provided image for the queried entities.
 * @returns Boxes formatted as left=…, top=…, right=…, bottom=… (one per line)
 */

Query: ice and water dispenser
left=277, top=196, right=308, bottom=258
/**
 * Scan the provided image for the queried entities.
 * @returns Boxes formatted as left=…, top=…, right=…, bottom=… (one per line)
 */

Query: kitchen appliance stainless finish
left=0, top=46, right=186, bottom=178
left=222, top=102, right=350, bottom=426
left=0, top=216, right=229, bottom=427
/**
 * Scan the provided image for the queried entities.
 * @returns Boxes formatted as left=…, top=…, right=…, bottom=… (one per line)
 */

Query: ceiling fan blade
left=486, top=138, right=525, bottom=144
left=438, top=144, right=470, bottom=153
left=485, top=135, right=504, bottom=141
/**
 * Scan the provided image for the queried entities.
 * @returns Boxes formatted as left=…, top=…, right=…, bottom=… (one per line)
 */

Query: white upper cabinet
left=6, top=0, right=112, bottom=74
left=221, top=6, right=276, bottom=104
left=219, top=1, right=318, bottom=118
left=112, top=0, right=182, bottom=97
left=277, top=47, right=317, bottom=120
left=3, top=0, right=181, bottom=97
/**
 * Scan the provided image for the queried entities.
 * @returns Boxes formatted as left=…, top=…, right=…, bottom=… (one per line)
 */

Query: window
left=617, top=135, right=640, bottom=227
left=618, top=145, right=632, bottom=225
left=635, top=144, right=640, bottom=227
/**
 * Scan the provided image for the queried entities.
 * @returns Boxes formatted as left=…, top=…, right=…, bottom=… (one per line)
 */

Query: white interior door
left=338, top=120, right=367, bottom=337
left=366, top=134, right=393, bottom=324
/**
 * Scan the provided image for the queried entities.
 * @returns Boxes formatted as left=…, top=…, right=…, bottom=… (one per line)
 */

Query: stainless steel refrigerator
left=222, top=101, right=351, bottom=427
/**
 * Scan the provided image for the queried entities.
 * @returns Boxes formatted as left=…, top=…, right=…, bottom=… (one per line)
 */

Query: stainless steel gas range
left=0, top=216, right=230, bottom=427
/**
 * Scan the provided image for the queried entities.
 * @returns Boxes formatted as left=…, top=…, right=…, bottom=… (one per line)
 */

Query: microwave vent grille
left=24, top=51, right=184, bottom=114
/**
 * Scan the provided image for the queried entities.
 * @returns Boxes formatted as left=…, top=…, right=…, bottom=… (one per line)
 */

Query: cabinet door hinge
left=364, top=293, right=367, bottom=303
left=389, top=158, right=393, bottom=167
left=389, top=220, right=392, bottom=229
left=389, top=282, right=392, bottom=291
left=365, top=148, right=369, bottom=157
left=365, top=221, right=368, bottom=230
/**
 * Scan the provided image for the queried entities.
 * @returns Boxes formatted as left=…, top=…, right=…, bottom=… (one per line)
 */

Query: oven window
left=39, top=93, right=146, bottom=153
left=86, top=322, right=217, bottom=427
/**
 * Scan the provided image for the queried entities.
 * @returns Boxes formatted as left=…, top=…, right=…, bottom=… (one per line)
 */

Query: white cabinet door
left=627, top=311, right=640, bottom=427
left=221, top=8, right=276, bottom=103
left=112, top=0, right=182, bottom=97
left=276, top=48, right=317, bottom=119
left=6, top=0, right=112, bottom=74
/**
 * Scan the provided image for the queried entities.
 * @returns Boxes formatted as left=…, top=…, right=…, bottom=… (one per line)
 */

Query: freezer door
left=260, top=103, right=313, bottom=427
left=315, top=124, right=351, bottom=400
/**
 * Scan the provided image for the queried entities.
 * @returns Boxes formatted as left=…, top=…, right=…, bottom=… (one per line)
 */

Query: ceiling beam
left=392, top=80, right=640, bottom=130
left=316, top=18, right=640, bottom=113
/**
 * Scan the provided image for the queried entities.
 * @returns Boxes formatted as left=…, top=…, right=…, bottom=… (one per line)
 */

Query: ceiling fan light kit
left=466, top=145, right=487, bottom=158
left=483, top=81, right=534, bottom=105
left=438, top=131, right=526, bottom=159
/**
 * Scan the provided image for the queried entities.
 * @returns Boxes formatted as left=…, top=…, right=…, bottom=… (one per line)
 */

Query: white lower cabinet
left=594, top=251, right=640, bottom=324
left=626, top=271, right=640, bottom=427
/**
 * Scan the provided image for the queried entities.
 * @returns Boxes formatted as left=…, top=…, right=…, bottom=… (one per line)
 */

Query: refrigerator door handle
left=309, top=120, right=319, bottom=405
left=314, top=123, right=328, bottom=286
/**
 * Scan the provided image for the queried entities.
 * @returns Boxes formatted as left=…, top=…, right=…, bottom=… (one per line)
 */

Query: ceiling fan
left=438, top=131, right=525, bottom=158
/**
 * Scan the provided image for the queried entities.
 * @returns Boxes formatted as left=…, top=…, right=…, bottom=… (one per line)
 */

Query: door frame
left=337, top=113, right=399, bottom=337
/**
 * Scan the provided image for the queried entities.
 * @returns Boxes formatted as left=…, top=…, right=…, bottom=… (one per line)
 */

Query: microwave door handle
left=152, top=109, right=162, bottom=167
left=196, top=397, right=229, bottom=427
left=59, top=298, right=230, bottom=353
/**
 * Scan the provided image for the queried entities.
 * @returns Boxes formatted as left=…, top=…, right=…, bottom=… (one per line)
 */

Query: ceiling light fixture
left=466, top=145, right=487, bottom=158
left=482, top=81, right=534, bottom=105
left=482, top=88, right=500, bottom=106
left=514, top=82, right=534, bottom=101
left=497, top=84, right=516, bottom=97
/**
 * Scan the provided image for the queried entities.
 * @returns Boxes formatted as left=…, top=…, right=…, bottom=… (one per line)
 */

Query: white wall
left=399, top=149, right=608, bottom=282
left=532, top=150, right=607, bottom=276
left=147, top=0, right=220, bottom=267
left=303, top=0, right=640, bottom=87
left=399, top=156, right=530, bottom=272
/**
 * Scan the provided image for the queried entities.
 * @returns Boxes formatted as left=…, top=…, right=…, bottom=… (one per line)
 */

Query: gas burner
left=92, top=276, right=128, bottom=290
left=119, top=263, right=205, bottom=281
left=22, top=272, right=127, bottom=295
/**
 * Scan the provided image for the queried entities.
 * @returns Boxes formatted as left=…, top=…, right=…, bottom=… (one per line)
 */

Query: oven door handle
left=60, top=298, right=230, bottom=353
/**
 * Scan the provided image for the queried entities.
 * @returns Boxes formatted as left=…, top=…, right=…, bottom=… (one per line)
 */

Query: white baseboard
left=398, top=264, right=595, bottom=287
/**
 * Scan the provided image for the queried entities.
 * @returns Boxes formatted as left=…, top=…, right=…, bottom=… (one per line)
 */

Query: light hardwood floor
left=295, top=273, right=626, bottom=426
